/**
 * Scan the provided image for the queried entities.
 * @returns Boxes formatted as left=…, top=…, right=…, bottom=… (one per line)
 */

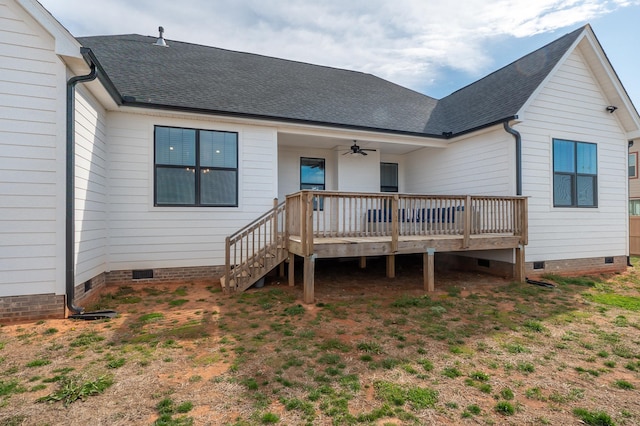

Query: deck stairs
left=221, top=200, right=287, bottom=292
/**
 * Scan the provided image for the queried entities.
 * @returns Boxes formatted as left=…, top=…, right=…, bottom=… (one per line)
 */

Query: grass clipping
left=36, top=374, right=113, bottom=406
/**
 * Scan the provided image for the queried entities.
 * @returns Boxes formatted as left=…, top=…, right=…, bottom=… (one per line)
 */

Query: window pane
left=630, top=200, right=640, bottom=216
left=201, top=169, right=237, bottom=205
left=200, top=131, right=237, bottom=168
left=577, top=175, right=596, bottom=206
left=155, top=127, right=196, bottom=166
left=576, top=143, right=597, bottom=174
left=380, top=163, right=398, bottom=192
left=554, top=174, right=573, bottom=206
left=156, top=167, right=196, bottom=205
left=553, top=140, right=575, bottom=173
left=630, top=153, right=637, bottom=178
left=301, top=158, right=325, bottom=186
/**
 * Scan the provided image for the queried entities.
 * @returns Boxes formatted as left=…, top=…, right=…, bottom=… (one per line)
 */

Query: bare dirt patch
left=1, top=255, right=640, bottom=425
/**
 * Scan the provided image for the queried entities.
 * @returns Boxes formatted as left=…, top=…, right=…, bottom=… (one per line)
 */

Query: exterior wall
left=74, top=86, right=108, bottom=285
left=0, top=0, right=66, bottom=298
left=519, top=47, right=628, bottom=264
left=403, top=128, right=514, bottom=196
left=106, top=112, right=278, bottom=272
left=336, top=149, right=380, bottom=192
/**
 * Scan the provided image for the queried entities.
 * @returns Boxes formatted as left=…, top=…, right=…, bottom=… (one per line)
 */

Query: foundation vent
left=604, top=257, right=614, bottom=264
left=132, top=269, right=154, bottom=280
left=533, top=261, right=545, bottom=270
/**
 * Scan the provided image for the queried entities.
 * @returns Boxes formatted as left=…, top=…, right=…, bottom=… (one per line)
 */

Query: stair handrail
left=224, top=198, right=286, bottom=291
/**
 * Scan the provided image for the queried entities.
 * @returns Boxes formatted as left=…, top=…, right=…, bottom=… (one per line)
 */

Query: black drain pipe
left=66, top=57, right=97, bottom=314
left=504, top=120, right=522, bottom=196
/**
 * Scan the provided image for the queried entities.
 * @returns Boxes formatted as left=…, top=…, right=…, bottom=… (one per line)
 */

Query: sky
left=39, top=0, right=640, bottom=108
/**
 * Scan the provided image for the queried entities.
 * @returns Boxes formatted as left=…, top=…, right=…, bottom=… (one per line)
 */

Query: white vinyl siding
left=404, top=128, right=514, bottom=195
left=106, top=112, right=278, bottom=270
left=0, top=0, right=65, bottom=296
left=74, top=86, right=108, bottom=284
left=520, top=47, right=628, bottom=261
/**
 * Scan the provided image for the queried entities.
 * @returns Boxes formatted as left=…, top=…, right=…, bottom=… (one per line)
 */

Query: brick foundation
left=0, top=293, right=65, bottom=323
left=105, top=265, right=225, bottom=286
left=435, top=253, right=628, bottom=281
left=0, top=265, right=225, bottom=323
left=526, top=255, right=628, bottom=278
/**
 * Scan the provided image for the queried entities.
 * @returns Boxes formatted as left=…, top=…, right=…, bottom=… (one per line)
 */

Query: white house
left=1, top=0, right=639, bottom=321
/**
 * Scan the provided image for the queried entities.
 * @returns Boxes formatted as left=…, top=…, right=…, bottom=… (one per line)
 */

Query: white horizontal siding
left=0, top=0, right=65, bottom=297
left=106, top=112, right=278, bottom=270
left=520, top=48, right=628, bottom=262
left=404, top=128, right=514, bottom=196
left=74, top=86, right=108, bottom=284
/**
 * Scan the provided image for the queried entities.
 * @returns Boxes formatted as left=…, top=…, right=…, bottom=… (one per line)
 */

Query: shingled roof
left=78, top=26, right=585, bottom=138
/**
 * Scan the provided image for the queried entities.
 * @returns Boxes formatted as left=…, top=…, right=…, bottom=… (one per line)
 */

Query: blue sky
left=40, top=0, right=640, bottom=108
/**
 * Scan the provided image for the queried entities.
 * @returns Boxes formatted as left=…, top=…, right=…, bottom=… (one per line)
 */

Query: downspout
left=66, top=57, right=97, bottom=314
left=503, top=120, right=522, bottom=196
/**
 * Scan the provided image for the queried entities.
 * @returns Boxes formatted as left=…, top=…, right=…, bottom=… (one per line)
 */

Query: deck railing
left=285, top=191, right=528, bottom=256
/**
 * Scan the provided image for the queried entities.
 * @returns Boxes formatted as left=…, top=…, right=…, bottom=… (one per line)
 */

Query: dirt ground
left=1, top=255, right=639, bottom=425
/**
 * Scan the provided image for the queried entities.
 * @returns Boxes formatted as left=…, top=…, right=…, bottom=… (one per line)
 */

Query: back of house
left=1, top=0, right=639, bottom=321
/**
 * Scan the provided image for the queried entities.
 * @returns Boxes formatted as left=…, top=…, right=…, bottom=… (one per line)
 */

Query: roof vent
left=154, top=26, right=168, bottom=47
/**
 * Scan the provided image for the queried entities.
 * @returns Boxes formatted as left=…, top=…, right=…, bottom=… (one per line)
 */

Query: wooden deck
left=285, top=191, right=528, bottom=303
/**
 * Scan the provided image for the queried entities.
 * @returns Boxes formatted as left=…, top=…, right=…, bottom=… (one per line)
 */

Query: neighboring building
left=2, top=0, right=639, bottom=321
left=629, top=141, right=640, bottom=254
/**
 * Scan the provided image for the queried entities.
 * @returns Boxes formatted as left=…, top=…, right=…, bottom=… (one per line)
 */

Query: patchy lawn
left=1, top=255, right=640, bottom=425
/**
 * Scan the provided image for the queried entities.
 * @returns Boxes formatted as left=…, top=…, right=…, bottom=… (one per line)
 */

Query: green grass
left=0, top=379, right=26, bottom=397
left=36, top=374, right=113, bottom=406
left=26, top=359, right=51, bottom=368
left=442, top=367, right=462, bottom=378
left=70, top=332, right=105, bottom=347
left=168, top=299, right=189, bottom=307
left=586, top=293, right=640, bottom=311
left=374, top=381, right=438, bottom=409
left=572, top=408, right=615, bottom=426
left=614, top=380, right=634, bottom=390
left=494, top=401, right=515, bottom=416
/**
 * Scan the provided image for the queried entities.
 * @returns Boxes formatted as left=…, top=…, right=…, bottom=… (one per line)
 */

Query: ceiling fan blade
left=361, top=151, right=368, bottom=155
left=361, top=148, right=376, bottom=152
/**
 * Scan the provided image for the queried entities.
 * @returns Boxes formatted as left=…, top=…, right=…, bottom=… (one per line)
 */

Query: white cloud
left=40, top=0, right=638, bottom=95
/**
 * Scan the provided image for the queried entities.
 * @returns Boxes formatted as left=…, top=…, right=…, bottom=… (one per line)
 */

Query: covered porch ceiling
left=277, top=131, right=446, bottom=156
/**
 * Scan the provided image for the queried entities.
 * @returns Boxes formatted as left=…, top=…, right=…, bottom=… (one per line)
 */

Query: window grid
left=553, top=139, right=597, bottom=208
left=154, top=126, right=238, bottom=207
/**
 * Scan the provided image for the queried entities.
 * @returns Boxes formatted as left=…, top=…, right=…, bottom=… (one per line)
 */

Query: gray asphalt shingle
left=78, top=26, right=584, bottom=137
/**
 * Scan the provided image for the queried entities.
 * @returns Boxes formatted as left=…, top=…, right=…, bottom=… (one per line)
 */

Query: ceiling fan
left=343, top=140, right=376, bottom=156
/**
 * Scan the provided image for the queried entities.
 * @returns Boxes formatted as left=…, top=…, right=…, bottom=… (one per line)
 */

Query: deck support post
left=288, top=254, right=295, bottom=286
left=424, top=248, right=435, bottom=292
left=303, top=254, right=316, bottom=304
left=386, top=255, right=395, bottom=278
left=515, top=245, right=525, bottom=283
left=359, top=256, right=367, bottom=269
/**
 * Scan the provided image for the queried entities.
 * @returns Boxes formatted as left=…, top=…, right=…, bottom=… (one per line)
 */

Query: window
left=154, top=126, right=238, bottom=206
left=630, top=200, right=640, bottom=216
left=553, top=139, right=597, bottom=207
left=380, top=162, right=398, bottom=192
left=300, top=157, right=325, bottom=190
left=300, top=157, right=325, bottom=210
left=630, top=153, right=637, bottom=178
